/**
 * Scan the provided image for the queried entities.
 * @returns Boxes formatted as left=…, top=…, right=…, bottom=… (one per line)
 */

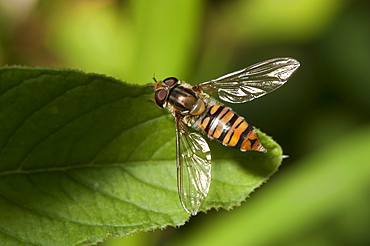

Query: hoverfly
left=152, top=57, right=300, bottom=215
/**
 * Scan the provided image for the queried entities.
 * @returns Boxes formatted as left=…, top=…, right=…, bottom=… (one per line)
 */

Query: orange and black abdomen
left=195, top=104, right=266, bottom=152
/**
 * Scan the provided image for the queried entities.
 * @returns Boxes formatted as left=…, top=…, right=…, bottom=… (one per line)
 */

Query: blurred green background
left=0, top=0, right=369, bottom=245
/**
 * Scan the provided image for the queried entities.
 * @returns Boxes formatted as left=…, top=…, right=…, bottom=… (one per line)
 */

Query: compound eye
left=163, top=77, right=178, bottom=87
left=154, top=89, right=168, bottom=108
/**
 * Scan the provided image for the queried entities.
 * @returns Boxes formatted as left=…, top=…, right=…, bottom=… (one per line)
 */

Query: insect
left=152, top=57, right=300, bottom=215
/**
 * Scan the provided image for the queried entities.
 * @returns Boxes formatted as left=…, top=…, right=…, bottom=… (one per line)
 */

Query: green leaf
left=0, top=67, right=283, bottom=245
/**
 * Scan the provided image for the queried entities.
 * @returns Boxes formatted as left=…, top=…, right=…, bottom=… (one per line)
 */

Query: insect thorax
left=167, top=84, right=206, bottom=116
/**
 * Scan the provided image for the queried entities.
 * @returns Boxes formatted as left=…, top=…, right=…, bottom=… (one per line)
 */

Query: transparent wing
left=199, top=57, right=300, bottom=103
left=175, top=116, right=211, bottom=215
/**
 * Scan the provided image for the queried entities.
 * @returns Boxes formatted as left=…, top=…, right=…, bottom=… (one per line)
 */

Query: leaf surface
left=0, top=67, right=283, bottom=245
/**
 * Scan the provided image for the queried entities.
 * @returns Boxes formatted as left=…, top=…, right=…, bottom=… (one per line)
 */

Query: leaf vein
left=90, top=113, right=170, bottom=163
left=121, top=165, right=175, bottom=192
left=16, top=96, right=125, bottom=171
left=65, top=171, right=173, bottom=217
left=0, top=183, right=149, bottom=227
left=0, top=78, right=92, bottom=159
left=0, top=161, right=173, bottom=176
left=0, top=72, right=46, bottom=97
left=0, top=227, right=39, bottom=246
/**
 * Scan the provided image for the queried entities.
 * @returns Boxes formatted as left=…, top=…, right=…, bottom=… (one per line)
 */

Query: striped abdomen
left=195, top=104, right=266, bottom=152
